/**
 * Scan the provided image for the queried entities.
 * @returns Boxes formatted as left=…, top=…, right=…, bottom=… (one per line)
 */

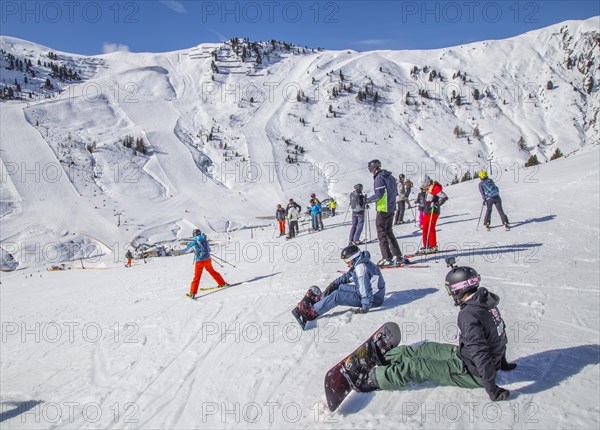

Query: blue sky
left=1, top=1, right=598, bottom=54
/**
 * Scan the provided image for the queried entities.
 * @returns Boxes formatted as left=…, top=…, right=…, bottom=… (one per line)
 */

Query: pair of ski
left=185, top=282, right=243, bottom=300
left=485, top=224, right=511, bottom=231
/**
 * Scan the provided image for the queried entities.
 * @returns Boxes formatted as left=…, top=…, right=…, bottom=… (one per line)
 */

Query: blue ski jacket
left=184, top=233, right=211, bottom=262
left=330, top=251, right=385, bottom=310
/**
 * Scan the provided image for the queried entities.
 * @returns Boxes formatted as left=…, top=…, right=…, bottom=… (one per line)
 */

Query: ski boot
left=504, top=222, right=510, bottom=231
left=484, top=223, right=491, bottom=232
left=391, top=255, right=411, bottom=266
left=186, top=293, right=197, bottom=300
left=377, top=258, right=392, bottom=267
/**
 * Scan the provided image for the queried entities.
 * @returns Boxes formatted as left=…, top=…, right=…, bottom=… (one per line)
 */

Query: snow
left=1, top=17, right=599, bottom=429
left=1, top=145, right=599, bottom=428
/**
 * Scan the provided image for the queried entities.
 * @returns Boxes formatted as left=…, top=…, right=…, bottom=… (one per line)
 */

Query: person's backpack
left=349, top=191, right=365, bottom=212
left=481, top=178, right=500, bottom=198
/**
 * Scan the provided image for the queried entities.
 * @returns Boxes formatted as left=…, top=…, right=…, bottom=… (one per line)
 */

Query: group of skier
left=289, top=158, right=515, bottom=404
left=275, top=193, right=339, bottom=238
left=180, top=158, right=515, bottom=403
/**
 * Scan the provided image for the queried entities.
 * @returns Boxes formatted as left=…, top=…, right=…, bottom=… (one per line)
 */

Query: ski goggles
left=444, top=275, right=481, bottom=296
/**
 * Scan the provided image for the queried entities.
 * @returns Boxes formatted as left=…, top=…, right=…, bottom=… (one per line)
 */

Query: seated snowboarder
left=341, top=261, right=517, bottom=402
left=292, top=245, right=385, bottom=328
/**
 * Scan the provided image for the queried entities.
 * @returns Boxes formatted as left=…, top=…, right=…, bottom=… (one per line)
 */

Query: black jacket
left=457, top=287, right=508, bottom=394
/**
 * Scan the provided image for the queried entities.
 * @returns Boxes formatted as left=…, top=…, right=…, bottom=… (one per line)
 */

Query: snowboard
left=324, top=322, right=401, bottom=412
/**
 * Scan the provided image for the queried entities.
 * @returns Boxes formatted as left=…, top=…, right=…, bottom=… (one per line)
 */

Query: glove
left=365, top=204, right=370, bottom=209
left=482, top=200, right=487, bottom=206
left=488, top=385, right=510, bottom=401
left=323, top=283, right=338, bottom=297
left=353, top=308, right=369, bottom=314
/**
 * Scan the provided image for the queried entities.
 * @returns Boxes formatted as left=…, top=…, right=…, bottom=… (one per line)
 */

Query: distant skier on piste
left=183, top=229, right=228, bottom=299
left=478, top=171, right=510, bottom=231
left=365, top=160, right=409, bottom=266
left=291, top=245, right=386, bottom=329
left=394, top=174, right=412, bottom=225
left=125, top=250, right=133, bottom=267
left=421, top=176, right=448, bottom=253
left=275, top=204, right=286, bottom=237
left=311, top=200, right=324, bottom=231
left=348, top=183, right=367, bottom=245
left=330, top=198, right=337, bottom=217
left=309, top=193, right=321, bottom=206
left=286, top=203, right=300, bottom=239
left=414, top=185, right=427, bottom=229
left=339, top=259, right=517, bottom=402
left=286, top=198, right=301, bottom=236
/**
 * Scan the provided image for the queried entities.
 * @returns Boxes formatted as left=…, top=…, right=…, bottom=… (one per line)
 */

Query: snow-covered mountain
left=1, top=17, right=599, bottom=267
left=0, top=18, right=599, bottom=430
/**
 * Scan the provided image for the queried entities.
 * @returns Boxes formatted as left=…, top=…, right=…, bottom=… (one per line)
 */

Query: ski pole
left=211, top=257, right=224, bottom=267
left=408, top=203, right=417, bottom=226
left=364, top=209, right=370, bottom=251
left=476, top=202, right=485, bottom=231
left=342, top=202, right=351, bottom=224
left=212, top=254, right=237, bottom=268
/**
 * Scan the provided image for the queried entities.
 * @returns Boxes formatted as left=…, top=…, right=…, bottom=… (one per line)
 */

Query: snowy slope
left=1, top=145, right=598, bottom=429
left=1, top=18, right=599, bottom=270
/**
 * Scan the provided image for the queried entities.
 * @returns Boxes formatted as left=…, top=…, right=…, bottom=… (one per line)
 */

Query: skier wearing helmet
left=183, top=229, right=228, bottom=299
left=340, top=263, right=516, bottom=402
left=478, top=171, right=510, bottom=231
left=365, top=160, right=409, bottom=267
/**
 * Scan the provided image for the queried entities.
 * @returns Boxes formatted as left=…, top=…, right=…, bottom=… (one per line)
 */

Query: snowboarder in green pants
left=344, top=261, right=517, bottom=402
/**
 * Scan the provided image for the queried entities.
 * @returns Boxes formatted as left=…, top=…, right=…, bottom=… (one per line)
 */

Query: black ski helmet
left=444, top=266, right=481, bottom=306
left=341, top=244, right=361, bottom=261
left=368, top=159, right=382, bottom=174
left=192, top=228, right=201, bottom=237
left=354, top=183, right=363, bottom=192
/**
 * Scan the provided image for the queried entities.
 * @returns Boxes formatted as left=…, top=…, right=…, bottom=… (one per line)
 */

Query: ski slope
left=1, top=146, right=598, bottom=429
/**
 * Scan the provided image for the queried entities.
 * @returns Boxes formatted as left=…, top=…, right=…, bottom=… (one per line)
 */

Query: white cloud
left=355, top=39, right=393, bottom=47
left=102, top=42, right=130, bottom=54
left=160, top=0, right=187, bottom=13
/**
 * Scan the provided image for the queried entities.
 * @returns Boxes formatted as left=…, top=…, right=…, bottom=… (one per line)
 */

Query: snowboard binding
left=341, top=330, right=395, bottom=392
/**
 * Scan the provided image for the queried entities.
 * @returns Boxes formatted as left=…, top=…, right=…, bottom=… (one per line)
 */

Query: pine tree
left=473, top=126, right=480, bottom=138
left=525, top=154, right=540, bottom=167
left=517, top=136, right=526, bottom=151
left=550, top=148, right=563, bottom=160
left=546, top=80, right=554, bottom=90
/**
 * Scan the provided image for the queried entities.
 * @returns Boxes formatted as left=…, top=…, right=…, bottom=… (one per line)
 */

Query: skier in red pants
left=421, top=178, right=448, bottom=253
left=183, top=229, right=228, bottom=299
